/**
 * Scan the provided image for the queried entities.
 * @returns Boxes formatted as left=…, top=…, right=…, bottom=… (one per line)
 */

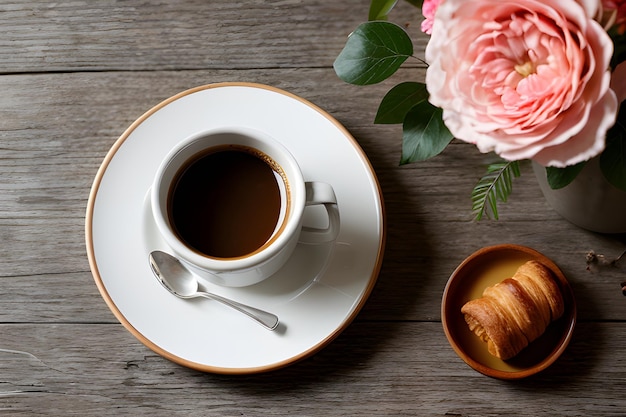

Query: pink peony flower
left=421, top=0, right=444, bottom=34
left=425, top=0, right=618, bottom=167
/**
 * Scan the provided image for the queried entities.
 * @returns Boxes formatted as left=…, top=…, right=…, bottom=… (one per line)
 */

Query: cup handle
left=299, top=182, right=340, bottom=244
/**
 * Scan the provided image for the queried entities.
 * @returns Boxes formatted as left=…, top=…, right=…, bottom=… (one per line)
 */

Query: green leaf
left=600, top=114, right=626, bottom=191
left=375, top=82, right=429, bottom=124
left=599, top=102, right=626, bottom=191
left=471, top=160, right=521, bottom=221
left=400, top=101, right=453, bottom=164
left=334, top=21, right=413, bottom=85
left=368, top=0, right=398, bottom=20
left=546, top=162, right=586, bottom=189
left=609, top=27, right=626, bottom=69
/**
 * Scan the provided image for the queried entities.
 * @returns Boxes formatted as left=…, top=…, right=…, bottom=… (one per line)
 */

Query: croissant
left=461, top=260, right=565, bottom=360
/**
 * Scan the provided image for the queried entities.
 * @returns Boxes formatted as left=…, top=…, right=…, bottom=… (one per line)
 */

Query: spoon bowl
left=150, top=250, right=199, bottom=296
left=149, top=250, right=279, bottom=330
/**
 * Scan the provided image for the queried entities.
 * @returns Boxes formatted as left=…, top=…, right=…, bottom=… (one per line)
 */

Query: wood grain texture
left=1, top=0, right=625, bottom=415
left=0, top=322, right=624, bottom=416
left=0, top=0, right=425, bottom=73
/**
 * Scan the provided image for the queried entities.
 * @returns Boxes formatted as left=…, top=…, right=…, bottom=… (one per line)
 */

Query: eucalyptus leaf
left=546, top=162, right=586, bottom=189
left=368, top=0, right=398, bottom=21
left=334, top=21, right=413, bottom=85
left=400, top=101, right=453, bottom=164
left=375, top=82, right=428, bottom=124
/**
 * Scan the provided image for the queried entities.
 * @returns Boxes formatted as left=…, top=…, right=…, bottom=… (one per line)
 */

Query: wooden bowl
left=442, top=244, right=576, bottom=379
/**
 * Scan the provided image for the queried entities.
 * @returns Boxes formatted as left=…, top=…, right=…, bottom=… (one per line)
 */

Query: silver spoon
left=149, top=250, right=279, bottom=330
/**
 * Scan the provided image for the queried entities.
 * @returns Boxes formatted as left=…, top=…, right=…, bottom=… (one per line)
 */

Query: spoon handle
left=196, top=291, right=279, bottom=330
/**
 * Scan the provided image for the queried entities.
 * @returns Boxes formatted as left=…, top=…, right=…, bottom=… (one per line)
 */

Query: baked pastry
left=461, top=260, right=564, bottom=360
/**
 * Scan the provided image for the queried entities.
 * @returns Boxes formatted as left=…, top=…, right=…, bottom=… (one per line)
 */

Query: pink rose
left=425, top=0, right=618, bottom=167
left=421, top=0, right=444, bottom=34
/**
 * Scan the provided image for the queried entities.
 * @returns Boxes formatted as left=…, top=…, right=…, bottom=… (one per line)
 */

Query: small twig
left=409, top=55, right=429, bottom=67
left=615, top=249, right=626, bottom=265
left=585, top=250, right=626, bottom=296
left=586, top=249, right=626, bottom=269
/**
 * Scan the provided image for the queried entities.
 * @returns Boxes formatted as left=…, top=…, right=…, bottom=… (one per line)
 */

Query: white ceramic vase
left=533, top=157, right=626, bottom=234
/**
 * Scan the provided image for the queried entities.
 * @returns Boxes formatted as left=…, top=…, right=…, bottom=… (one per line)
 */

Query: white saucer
left=85, top=83, right=385, bottom=374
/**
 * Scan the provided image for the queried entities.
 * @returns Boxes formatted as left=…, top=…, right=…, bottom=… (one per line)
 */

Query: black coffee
left=168, top=146, right=285, bottom=258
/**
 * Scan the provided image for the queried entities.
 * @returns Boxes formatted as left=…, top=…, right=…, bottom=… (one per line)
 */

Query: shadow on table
left=199, top=147, right=441, bottom=391
left=503, top=278, right=606, bottom=388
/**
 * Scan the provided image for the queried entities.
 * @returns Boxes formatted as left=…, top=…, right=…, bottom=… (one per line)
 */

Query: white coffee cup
left=151, top=127, right=340, bottom=287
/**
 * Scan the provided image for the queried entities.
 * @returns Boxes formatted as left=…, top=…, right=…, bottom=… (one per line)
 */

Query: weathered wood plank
left=0, top=322, right=623, bottom=416
left=0, top=0, right=426, bottom=73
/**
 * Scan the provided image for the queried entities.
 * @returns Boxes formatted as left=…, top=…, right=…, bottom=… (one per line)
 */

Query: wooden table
left=2, top=1, right=625, bottom=415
